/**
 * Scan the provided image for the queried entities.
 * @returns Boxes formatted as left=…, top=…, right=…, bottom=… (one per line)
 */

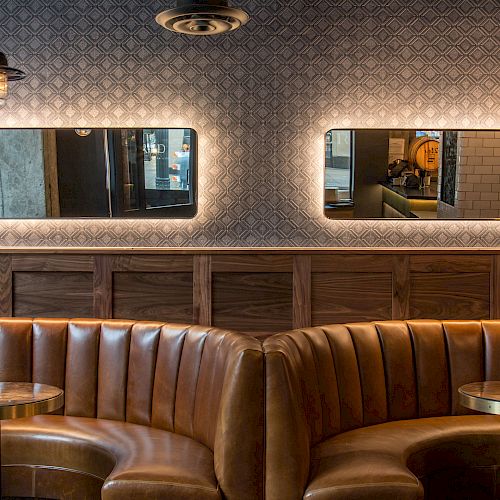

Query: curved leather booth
left=0, top=318, right=264, bottom=500
left=264, top=320, right=500, bottom=500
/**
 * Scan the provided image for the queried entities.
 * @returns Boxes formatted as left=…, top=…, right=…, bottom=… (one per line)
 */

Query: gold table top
left=459, top=381, right=500, bottom=415
left=0, top=382, right=64, bottom=420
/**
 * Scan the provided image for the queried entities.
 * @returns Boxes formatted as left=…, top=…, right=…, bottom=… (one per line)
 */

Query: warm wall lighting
left=0, top=52, right=26, bottom=107
left=74, top=129, right=92, bottom=137
left=156, top=0, right=249, bottom=36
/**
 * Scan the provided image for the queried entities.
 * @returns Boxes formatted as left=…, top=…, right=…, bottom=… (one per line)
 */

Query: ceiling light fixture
left=0, top=52, right=26, bottom=107
left=156, top=0, right=249, bottom=36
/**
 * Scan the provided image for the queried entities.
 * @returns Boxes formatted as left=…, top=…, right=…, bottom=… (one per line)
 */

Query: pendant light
left=156, top=0, right=249, bottom=36
left=0, top=52, right=26, bottom=107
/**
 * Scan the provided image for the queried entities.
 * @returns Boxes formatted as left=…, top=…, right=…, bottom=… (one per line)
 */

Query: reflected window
left=325, top=130, right=354, bottom=203
left=109, top=128, right=197, bottom=218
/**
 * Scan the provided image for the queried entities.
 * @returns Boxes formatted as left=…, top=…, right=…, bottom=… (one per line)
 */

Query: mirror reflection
left=0, top=128, right=197, bottom=218
left=325, top=129, right=499, bottom=219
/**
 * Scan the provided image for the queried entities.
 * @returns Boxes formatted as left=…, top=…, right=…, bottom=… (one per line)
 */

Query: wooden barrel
left=409, top=137, right=440, bottom=171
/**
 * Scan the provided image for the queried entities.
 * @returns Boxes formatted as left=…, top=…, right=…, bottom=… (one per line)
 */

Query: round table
left=459, top=381, right=500, bottom=415
left=0, top=382, right=64, bottom=495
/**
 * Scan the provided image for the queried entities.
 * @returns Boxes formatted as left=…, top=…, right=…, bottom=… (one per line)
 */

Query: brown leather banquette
left=0, top=318, right=264, bottom=500
left=264, top=320, right=500, bottom=500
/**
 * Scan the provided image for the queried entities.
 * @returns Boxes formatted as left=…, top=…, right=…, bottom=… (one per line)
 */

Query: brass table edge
left=0, top=391, right=64, bottom=420
left=459, top=387, right=500, bottom=415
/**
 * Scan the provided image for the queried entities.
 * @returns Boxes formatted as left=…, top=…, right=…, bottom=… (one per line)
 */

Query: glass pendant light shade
left=0, top=52, right=26, bottom=106
left=0, top=73, right=8, bottom=107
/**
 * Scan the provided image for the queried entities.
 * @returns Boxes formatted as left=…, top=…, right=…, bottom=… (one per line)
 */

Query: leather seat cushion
left=306, top=415, right=500, bottom=500
left=1, top=415, right=220, bottom=500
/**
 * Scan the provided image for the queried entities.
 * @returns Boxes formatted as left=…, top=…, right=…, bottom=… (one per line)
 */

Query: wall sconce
left=0, top=52, right=26, bottom=107
left=156, top=0, right=249, bottom=36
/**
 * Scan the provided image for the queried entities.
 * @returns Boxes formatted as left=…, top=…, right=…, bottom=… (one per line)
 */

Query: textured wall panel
left=0, top=0, right=498, bottom=247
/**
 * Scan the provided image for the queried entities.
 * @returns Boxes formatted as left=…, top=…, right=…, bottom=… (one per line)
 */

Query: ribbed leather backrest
left=263, top=320, right=499, bottom=500
left=0, top=318, right=264, bottom=500
left=264, top=320, right=498, bottom=445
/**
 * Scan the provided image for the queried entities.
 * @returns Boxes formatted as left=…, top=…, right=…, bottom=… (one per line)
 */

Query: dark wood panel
left=211, top=255, right=293, bottom=272
left=392, top=255, right=410, bottom=320
left=113, top=255, right=193, bottom=272
left=212, top=273, right=293, bottom=336
left=113, top=272, right=193, bottom=323
left=293, top=255, right=311, bottom=329
left=93, top=255, right=113, bottom=318
left=409, top=255, right=491, bottom=273
left=312, top=272, right=393, bottom=325
left=193, top=255, right=211, bottom=326
left=0, top=255, right=12, bottom=316
left=12, top=255, right=94, bottom=272
left=312, top=255, right=393, bottom=273
left=14, top=272, right=93, bottom=317
left=410, top=273, right=490, bottom=320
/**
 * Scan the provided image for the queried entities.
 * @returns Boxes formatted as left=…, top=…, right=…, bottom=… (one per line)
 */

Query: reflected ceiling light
left=75, top=129, right=92, bottom=137
left=156, top=0, right=249, bottom=36
left=0, top=52, right=26, bottom=107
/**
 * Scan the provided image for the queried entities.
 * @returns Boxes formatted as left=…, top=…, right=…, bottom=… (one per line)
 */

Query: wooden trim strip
left=93, top=255, right=113, bottom=319
left=0, top=255, right=12, bottom=316
left=12, top=255, right=94, bottom=272
left=293, top=255, right=311, bottom=329
left=112, top=255, right=193, bottom=272
left=193, top=255, right=212, bottom=326
left=211, top=255, right=293, bottom=272
left=392, top=255, right=410, bottom=320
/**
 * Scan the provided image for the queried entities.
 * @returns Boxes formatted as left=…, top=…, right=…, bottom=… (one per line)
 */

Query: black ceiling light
left=0, top=52, right=26, bottom=107
left=156, top=0, right=249, bottom=36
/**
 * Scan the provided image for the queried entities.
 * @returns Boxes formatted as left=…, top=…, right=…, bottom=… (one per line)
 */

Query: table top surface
left=459, top=381, right=500, bottom=415
left=0, top=382, right=64, bottom=420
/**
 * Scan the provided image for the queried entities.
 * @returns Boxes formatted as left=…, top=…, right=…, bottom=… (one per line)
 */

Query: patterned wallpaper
left=0, top=0, right=499, bottom=247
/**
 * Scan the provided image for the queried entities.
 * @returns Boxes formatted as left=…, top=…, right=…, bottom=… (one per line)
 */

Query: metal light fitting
left=156, top=0, right=249, bottom=36
left=0, top=52, right=26, bottom=107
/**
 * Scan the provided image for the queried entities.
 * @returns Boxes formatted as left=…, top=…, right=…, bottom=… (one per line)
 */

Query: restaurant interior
left=0, top=1, right=499, bottom=499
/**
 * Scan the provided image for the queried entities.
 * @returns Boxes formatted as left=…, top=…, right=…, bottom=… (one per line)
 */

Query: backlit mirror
left=325, top=129, right=499, bottom=219
left=0, top=128, right=197, bottom=218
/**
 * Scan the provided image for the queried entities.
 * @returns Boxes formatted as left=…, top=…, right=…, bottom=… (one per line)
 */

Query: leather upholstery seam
left=104, top=479, right=217, bottom=492
left=2, top=463, right=106, bottom=481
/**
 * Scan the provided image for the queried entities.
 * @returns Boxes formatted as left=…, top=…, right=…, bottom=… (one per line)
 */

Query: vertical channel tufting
left=32, top=319, right=67, bottom=386
left=443, top=321, right=484, bottom=415
left=151, top=324, right=189, bottom=432
left=482, top=321, right=500, bottom=380
left=303, top=327, right=341, bottom=439
left=97, top=321, right=133, bottom=421
left=375, top=321, right=418, bottom=421
left=193, top=328, right=229, bottom=449
left=0, top=319, right=32, bottom=382
left=285, top=330, right=324, bottom=446
left=65, top=320, right=100, bottom=417
left=126, top=322, right=162, bottom=426
left=323, top=324, right=363, bottom=433
left=408, top=320, right=450, bottom=418
left=174, top=325, right=209, bottom=439
left=346, top=323, right=388, bottom=426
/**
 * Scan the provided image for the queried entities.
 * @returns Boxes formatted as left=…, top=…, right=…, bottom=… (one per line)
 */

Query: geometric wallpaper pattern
left=0, top=0, right=499, bottom=247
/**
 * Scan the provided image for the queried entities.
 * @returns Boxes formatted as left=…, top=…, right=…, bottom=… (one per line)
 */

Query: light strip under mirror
left=0, top=128, right=197, bottom=219
left=324, top=129, right=500, bottom=220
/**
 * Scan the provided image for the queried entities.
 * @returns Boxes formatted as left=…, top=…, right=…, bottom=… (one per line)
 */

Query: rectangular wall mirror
left=0, top=128, right=197, bottom=218
left=325, top=129, right=500, bottom=219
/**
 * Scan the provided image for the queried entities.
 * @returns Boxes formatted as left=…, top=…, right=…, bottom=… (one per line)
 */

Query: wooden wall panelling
left=112, top=255, right=194, bottom=324
left=293, top=255, right=311, bottom=329
left=13, top=272, right=94, bottom=317
left=12, top=255, right=94, bottom=272
left=93, top=255, right=113, bottom=318
left=193, top=255, right=211, bottom=326
left=310, top=255, right=393, bottom=325
left=392, top=255, right=410, bottom=320
left=212, top=255, right=294, bottom=337
left=0, top=255, right=12, bottom=317
left=492, top=255, right=500, bottom=319
left=409, top=255, right=491, bottom=320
